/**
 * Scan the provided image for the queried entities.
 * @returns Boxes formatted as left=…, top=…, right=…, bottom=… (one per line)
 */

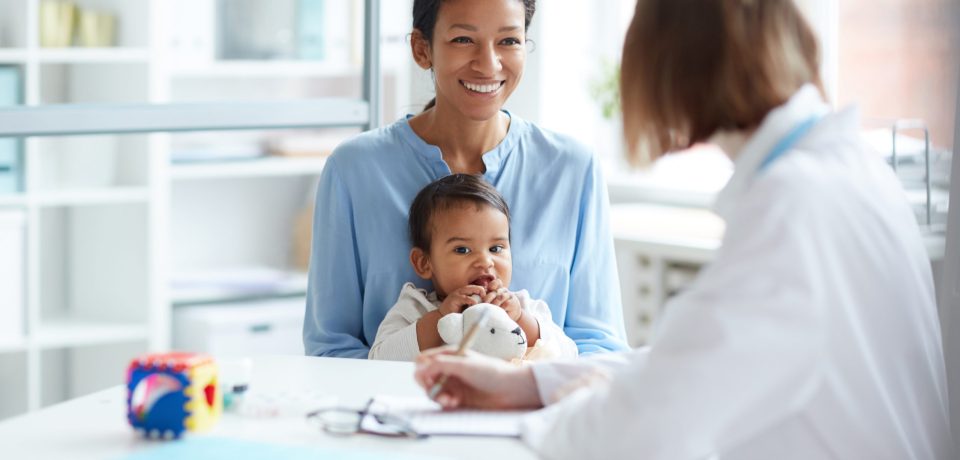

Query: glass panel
left=169, top=0, right=365, bottom=104
left=7, top=0, right=414, bottom=125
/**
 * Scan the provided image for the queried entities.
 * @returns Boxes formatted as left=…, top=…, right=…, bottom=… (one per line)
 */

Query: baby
left=368, top=174, right=578, bottom=361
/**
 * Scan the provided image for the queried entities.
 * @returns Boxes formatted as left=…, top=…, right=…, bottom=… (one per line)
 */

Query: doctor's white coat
left=520, top=86, right=953, bottom=459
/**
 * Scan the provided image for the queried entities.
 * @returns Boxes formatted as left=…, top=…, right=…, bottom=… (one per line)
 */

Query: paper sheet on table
left=366, top=394, right=528, bottom=438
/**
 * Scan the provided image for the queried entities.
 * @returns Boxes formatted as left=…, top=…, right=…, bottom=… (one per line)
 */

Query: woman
left=414, top=1, right=953, bottom=458
left=303, top=0, right=629, bottom=358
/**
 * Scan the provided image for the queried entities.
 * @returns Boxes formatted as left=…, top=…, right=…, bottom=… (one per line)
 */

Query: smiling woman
left=303, top=0, right=630, bottom=359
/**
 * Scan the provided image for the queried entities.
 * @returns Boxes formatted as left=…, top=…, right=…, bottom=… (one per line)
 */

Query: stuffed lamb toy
left=438, top=303, right=527, bottom=361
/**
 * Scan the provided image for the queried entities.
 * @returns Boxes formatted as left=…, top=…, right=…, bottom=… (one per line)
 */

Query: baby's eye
left=454, top=247, right=471, bottom=254
left=489, top=328, right=496, bottom=334
left=490, top=245, right=505, bottom=253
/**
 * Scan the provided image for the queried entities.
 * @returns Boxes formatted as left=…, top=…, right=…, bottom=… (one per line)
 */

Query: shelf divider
left=0, top=99, right=370, bottom=137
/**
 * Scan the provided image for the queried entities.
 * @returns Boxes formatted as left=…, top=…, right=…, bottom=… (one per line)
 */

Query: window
left=836, top=0, right=957, bottom=229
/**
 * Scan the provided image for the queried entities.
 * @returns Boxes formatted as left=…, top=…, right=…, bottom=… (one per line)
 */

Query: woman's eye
left=454, top=247, right=470, bottom=254
left=500, top=37, right=522, bottom=46
left=451, top=36, right=472, bottom=44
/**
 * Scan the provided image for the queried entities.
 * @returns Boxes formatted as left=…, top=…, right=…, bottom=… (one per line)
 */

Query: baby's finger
left=482, top=290, right=498, bottom=304
left=459, top=285, right=487, bottom=297
left=487, top=278, right=503, bottom=292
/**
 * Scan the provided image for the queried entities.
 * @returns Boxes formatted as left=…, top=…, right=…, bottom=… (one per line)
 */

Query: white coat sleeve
left=518, top=291, right=580, bottom=359
left=368, top=284, right=437, bottom=361
left=520, top=192, right=824, bottom=460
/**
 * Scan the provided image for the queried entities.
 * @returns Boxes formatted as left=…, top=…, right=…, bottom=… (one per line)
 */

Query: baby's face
left=427, top=203, right=512, bottom=299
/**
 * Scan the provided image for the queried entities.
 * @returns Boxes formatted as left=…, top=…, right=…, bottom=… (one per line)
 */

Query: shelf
left=36, top=48, right=151, bottom=64
left=0, top=194, right=28, bottom=208
left=0, top=337, right=27, bottom=354
left=169, top=60, right=358, bottom=79
left=31, top=187, right=150, bottom=207
left=171, top=269, right=309, bottom=307
left=170, top=156, right=327, bottom=180
left=0, top=49, right=28, bottom=63
left=34, top=318, right=148, bottom=348
left=923, top=231, right=947, bottom=260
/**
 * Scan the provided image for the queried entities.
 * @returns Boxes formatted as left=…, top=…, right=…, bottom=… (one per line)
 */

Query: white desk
left=0, top=355, right=537, bottom=460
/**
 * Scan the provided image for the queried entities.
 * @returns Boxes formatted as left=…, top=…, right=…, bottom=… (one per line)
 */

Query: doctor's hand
left=415, top=347, right=543, bottom=410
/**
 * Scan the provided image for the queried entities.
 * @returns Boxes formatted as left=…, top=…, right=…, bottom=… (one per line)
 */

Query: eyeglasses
left=306, top=398, right=425, bottom=439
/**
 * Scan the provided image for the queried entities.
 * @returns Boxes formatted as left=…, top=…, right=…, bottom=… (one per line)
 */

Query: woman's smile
left=461, top=80, right=505, bottom=95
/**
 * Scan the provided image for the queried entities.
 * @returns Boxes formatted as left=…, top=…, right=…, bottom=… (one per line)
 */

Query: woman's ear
left=410, top=247, right=433, bottom=280
left=410, top=29, right=433, bottom=70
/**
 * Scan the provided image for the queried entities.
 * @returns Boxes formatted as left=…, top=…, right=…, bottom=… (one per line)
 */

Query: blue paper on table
left=297, top=0, right=325, bottom=60
left=117, top=437, right=444, bottom=460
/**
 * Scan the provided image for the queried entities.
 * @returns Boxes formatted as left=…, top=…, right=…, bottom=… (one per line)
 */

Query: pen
left=428, top=308, right=492, bottom=401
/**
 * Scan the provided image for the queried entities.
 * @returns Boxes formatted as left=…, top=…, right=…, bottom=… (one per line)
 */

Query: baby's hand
left=438, top=285, right=486, bottom=316
left=483, top=279, right=522, bottom=322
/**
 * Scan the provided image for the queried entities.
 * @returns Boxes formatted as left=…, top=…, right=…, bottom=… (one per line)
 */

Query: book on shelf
left=0, top=66, right=22, bottom=194
left=297, top=0, right=325, bottom=60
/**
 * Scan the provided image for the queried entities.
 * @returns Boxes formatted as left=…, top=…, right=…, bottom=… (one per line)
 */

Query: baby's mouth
left=470, top=274, right=495, bottom=290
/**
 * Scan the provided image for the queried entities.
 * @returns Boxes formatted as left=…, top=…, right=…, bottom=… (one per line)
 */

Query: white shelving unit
left=0, top=0, right=403, bottom=421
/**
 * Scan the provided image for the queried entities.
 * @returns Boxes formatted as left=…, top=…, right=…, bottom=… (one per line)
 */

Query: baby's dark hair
left=409, top=174, right=511, bottom=252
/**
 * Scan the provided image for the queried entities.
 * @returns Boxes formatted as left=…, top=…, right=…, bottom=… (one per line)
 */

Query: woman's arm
left=564, top=156, right=630, bottom=353
left=303, top=157, right=369, bottom=358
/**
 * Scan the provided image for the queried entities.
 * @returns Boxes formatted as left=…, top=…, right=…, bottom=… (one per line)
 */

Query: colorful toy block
left=126, top=352, right=222, bottom=439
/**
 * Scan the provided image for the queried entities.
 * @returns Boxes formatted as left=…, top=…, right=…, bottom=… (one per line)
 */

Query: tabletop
left=0, top=355, right=538, bottom=460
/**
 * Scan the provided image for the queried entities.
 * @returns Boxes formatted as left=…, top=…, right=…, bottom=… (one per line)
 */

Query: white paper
left=367, top=395, right=526, bottom=438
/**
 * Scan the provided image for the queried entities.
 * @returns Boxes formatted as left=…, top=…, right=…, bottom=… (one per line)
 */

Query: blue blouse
left=304, top=112, right=628, bottom=357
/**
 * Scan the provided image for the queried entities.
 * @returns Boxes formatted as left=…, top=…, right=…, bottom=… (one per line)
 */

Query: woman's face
left=421, top=0, right=527, bottom=121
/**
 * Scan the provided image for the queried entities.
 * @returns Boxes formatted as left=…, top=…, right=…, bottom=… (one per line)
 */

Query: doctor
left=414, top=0, right=953, bottom=458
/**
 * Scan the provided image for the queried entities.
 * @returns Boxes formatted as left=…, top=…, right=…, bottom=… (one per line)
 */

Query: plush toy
left=126, top=352, right=222, bottom=439
left=438, top=303, right=527, bottom=361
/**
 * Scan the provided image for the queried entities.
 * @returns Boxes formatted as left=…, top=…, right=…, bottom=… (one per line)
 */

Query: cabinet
left=0, top=0, right=405, bottom=420
left=610, top=204, right=723, bottom=347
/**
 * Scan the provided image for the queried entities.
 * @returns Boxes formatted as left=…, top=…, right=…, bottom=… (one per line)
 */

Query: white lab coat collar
left=712, top=84, right=831, bottom=220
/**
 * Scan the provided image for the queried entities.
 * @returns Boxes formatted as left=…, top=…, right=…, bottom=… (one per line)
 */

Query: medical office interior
left=0, top=0, right=957, bottom=441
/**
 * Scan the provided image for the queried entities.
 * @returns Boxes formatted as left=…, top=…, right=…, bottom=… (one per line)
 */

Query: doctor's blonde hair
left=620, top=0, right=824, bottom=165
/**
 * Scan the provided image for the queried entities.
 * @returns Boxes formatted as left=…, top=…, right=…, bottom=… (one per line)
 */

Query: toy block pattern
left=126, top=352, right=222, bottom=439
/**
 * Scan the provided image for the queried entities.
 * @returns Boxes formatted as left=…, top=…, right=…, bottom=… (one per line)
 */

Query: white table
left=0, top=355, right=537, bottom=460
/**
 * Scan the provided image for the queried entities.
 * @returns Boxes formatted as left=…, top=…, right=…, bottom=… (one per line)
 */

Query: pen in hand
left=428, top=308, right=492, bottom=401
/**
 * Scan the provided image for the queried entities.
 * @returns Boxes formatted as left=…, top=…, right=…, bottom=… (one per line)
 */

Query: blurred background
left=0, top=0, right=956, bottom=421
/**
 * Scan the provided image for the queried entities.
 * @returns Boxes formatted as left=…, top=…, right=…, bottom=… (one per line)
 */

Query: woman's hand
left=415, top=347, right=543, bottom=410
left=483, top=278, right=522, bottom=322
left=438, top=285, right=486, bottom=316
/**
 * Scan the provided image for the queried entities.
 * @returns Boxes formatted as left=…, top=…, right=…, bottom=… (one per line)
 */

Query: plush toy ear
left=437, top=313, right=464, bottom=345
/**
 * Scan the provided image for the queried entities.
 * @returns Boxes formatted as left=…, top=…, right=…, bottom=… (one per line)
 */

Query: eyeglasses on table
left=306, top=398, right=426, bottom=439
